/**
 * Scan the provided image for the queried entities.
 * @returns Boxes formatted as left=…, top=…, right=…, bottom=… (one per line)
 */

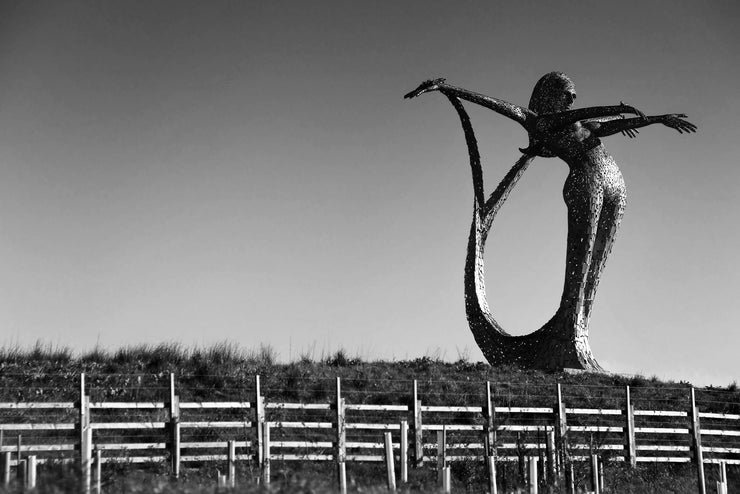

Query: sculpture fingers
left=404, top=78, right=446, bottom=99
left=681, top=120, right=698, bottom=132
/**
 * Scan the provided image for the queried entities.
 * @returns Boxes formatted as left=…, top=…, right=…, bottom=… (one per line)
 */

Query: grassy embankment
left=0, top=341, right=737, bottom=493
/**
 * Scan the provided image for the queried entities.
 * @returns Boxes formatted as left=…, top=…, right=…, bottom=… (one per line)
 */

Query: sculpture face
left=524, top=72, right=577, bottom=157
left=529, top=72, right=576, bottom=114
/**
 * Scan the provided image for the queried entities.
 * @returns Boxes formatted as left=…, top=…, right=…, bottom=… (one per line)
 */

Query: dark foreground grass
left=1, top=341, right=738, bottom=493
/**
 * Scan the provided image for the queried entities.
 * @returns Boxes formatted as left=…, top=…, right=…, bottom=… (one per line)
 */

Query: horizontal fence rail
left=1, top=373, right=739, bottom=492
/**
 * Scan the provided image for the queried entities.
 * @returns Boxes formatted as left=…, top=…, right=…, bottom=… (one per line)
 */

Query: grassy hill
left=0, top=341, right=737, bottom=493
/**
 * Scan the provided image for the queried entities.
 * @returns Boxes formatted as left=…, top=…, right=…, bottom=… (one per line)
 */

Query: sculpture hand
left=404, top=78, right=446, bottom=99
left=662, top=114, right=697, bottom=134
left=620, top=101, right=646, bottom=119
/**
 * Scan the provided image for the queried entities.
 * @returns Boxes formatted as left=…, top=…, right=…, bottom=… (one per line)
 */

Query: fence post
left=336, top=377, right=346, bottom=482
left=255, top=375, right=264, bottom=467
left=338, top=461, right=347, bottom=494
left=555, top=383, right=568, bottom=471
left=566, top=462, right=575, bottom=494
left=17, top=459, right=26, bottom=488
left=689, top=386, right=706, bottom=494
left=546, top=430, right=555, bottom=484
left=487, top=455, right=497, bottom=494
left=517, top=432, right=525, bottom=484
left=26, top=455, right=36, bottom=490
left=400, top=420, right=408, bottom=483
left=95, top=450, right=102, bottom=494
left=624, top=385, right=636, bottom=467
left=384, top=432, right=396, bottom=491
left=437, top=426, right=447, bottom=483
left=537, top=427, right=545, bottom=484
left=169, top=373, right=181, bottom=478
left=261, top=422, right=270, bottom=485
left=2, top=451, right=10, bottom=486
left=528, top=456, right=538, bottom=494
left=484, top=381, right=496, bottom=458
left=719, top=461, right=727, bottom=494
left=412, top=380, right=423, bottom=467
left=227, top=439, right=236, bottom=487
left=590, top=454, right=600, bottom=494
left=442, top=466, right=451, bottom=493
left=79, top=373, right=92, bottom=494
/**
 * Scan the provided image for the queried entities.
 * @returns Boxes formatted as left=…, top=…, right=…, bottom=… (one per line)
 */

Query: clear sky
left=1, top=1, right=738, bottom=386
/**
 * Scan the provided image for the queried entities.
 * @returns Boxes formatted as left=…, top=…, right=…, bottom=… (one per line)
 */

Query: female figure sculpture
left=405, top=73, right=696, bottom=371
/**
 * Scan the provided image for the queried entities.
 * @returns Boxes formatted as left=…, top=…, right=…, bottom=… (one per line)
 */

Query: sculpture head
left=521, top=72, right=576, bottom=156
left=528, top=71, right=576, bottom=114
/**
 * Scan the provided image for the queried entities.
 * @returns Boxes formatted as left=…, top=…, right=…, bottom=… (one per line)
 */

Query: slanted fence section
left=1, top=373, right=739, bottom=490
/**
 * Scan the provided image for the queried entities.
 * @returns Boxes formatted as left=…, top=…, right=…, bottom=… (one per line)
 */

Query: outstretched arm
left=593, top=113, right=697, bottom=138
left=405, top=78, right=533, bottom=127
left=538, top=103, right=646, bottom=130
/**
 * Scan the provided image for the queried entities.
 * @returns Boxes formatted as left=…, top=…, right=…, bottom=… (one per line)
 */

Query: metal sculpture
left=405, top=73, right=696, bottom=371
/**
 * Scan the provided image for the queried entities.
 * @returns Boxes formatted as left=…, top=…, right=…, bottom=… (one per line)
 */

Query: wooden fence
left=1, top=373, right=738, bottom=492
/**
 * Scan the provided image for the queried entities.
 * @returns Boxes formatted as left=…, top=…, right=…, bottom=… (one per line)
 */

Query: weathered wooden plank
left=94, top=443, right=166, bottom=450
left=346, top=442, right=399, bottom=450
left=33, top=458, right=76, bottom=465
left=90, top=423, right=166, bottom=430
left=423, top=443, right=484, bottom=450
left=421, top=405, right=482, bottom=413
left=569, top=455, right=626, bottom=462
left=99, top=456, right=169, bottom=464
left=635, top=457, right=692, bottom=463
left=89, top=402, right=165, bottom=409
left=270, top=454, right=333, bottom=461
left=346, top=423, right=401, bottom=431
left=495, top=407, right=554, bottom=414
left=700, top=429, right=740, bottom=436
left=569, top=426, right=623, bottom=433
left=179, top=402, right=251, bottom=409
left=495, top=443, right=546, bottom=450
left=636, top=445, right=690, bottom=451
left=179, top=421, right=251, bottom=429
left=634, top=427, right=688, bottom=434
left=423, top=424, right=483, bottom=432
left=0, top=444, right=75, bottom=452
left=346, top=454, right=384, bottom=462
left=569, top=444, right=625, bottom=450
left=267, top=421, right=333, bottom=429
left=0, top=402, right=74, bottom=409
left=272, top=441, right=333, bottom=448
left=0, top=424, right=75, bottom=431
left=566, top=408, right=622, bottom=415
left=265, top=403, right=330, bottom=410
left=181, top=441, right=250, bottom=449
left=179, top=454, right=251, bottom=462
left=500, top=425, right=555, bottom=432
left=703, top=447, right=740, bottom=454
left=633, top=410, right=687, bottom=417
left=345, top=404, right=408, bottom=412
left=699, top=412, right=740, bottom=421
